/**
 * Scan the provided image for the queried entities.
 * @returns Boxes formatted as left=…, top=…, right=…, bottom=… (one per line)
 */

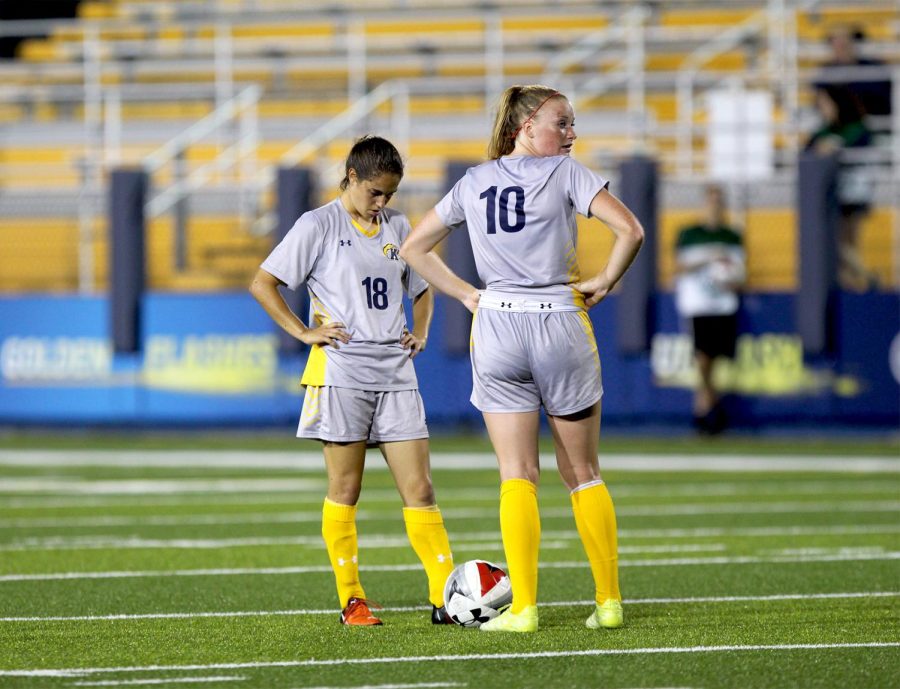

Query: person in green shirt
left=805, top=84, right=877, bottom=292
left=674, top=185, right=746, bottom=434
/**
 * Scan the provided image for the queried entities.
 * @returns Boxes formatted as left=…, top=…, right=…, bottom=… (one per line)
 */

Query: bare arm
left=399, top=208, right=481, bottom=313
left=400, top=287, right=434, bottom=358
left=573, top=189, right=644, bottom=308
left=248, top=268, right=350, bottom=347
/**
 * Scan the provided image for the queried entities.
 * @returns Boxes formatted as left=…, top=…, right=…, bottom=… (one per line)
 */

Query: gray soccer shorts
left=297, top=386, right=428, bottom=443
left=470, top=304, right=603, bottom=415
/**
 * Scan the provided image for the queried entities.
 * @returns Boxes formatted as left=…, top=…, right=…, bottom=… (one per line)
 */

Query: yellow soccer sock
left=570, top=480, right=621, bottom=603
left=499, top=478, right=540, bottom=613
left=403, top=505, right=455, bottom=607
left=322, top=498, right=365, bottom=608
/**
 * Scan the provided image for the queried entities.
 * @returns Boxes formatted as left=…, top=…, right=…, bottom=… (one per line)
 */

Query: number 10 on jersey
left=480, top=186, right=526, bottom=234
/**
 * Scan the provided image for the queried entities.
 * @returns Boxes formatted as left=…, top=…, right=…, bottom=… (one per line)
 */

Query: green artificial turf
left=0, top=440, right=898, bottom=688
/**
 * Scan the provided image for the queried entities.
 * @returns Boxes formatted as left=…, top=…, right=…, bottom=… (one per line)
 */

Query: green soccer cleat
left=586, top=599, right=624, bottom=629
left=479, top=605, right=538, bottom=633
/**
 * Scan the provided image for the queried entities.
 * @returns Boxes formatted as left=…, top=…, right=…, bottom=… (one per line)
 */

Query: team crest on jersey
left=382, top=243, right=400, bottom=261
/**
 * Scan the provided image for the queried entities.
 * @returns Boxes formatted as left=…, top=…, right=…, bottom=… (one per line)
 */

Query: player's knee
left=401, top=478, right=435, bottom=507
left=501, top=466, right=540, bottom=486
left=563, top=466, right=601, bottom=491
left=328, top=483, right=362, bottom=506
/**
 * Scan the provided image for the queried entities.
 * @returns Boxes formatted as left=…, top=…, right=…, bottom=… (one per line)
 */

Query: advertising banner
left=0, top=292, right=897, bottom=429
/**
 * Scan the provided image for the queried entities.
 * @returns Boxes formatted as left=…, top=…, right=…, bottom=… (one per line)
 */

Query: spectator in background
left=805, top=84, right=877, bottom=292
left=674, top=185, right=746, bottom=435
left=817, top=26, right=892, bottom=119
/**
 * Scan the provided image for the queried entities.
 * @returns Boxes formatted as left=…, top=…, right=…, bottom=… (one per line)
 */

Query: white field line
left=0, top=534, right=726, bottom=553
left=1, top=450, right=899, bottom=473
left=1, top=521, right=896, bottom=560
left=0, top=512, right=330, bottom=529
left=70, top=677, right=246, bottom=686
left=4, top=498, right=900, bottom=530
left=1, top=591, right=896, bottom=624
left=294, top=685, right=465, bottom=689
left=0, top=478, right=325, bottom=495
left=613, top=481, right=899, bottom=497
left=2, top=550, right=898, bottom=583
left=4, top=480, right=897, bottom=509
left=2, top=643, right=898, bottom=678
left=0, top=491, right=457, bottom=510
left=3, top=500, right=898, bottom=534
left=619, top=524, right=900, bottom=538
left=4, top=504, right=900, bottom=552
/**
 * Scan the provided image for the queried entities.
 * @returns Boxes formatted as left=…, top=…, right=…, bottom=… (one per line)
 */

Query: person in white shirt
left=674, top=184, right=746, bottom=434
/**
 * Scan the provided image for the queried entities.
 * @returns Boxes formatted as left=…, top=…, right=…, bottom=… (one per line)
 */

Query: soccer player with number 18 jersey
left=250, top=136, right=455, bottom=627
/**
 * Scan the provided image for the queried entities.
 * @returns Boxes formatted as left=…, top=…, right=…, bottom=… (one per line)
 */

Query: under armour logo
left=337, top=555, right=358, bottom=566
left=500, top=301, right=510, bottom=308
left=540, top=303, right=552, bottom=309
left=437, top=553, right=446, bottom=563
left=340, top=239, right=352, bottom=246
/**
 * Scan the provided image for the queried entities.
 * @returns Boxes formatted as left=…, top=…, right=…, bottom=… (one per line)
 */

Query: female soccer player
left=250, top=136, right=455, bottom=626
left=400, top=85, right=644, bottom=632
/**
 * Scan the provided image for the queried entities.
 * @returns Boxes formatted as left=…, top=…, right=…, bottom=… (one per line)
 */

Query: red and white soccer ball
left=442, top=559, right=513, bottom=627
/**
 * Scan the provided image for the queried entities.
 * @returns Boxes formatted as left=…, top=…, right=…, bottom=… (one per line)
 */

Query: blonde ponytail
left=486, top=84, right=564, bottom=160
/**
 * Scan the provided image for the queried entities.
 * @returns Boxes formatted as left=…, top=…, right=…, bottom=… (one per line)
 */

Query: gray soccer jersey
left=261, top=198, right=427, bottom=391
left=435, top=155, right=608, bottom=306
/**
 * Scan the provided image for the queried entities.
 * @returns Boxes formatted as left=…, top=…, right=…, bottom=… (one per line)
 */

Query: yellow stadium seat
left=659, top=9, right=757, bottom=27
left=78, top=1, right=118, bottom=20
left=17, top=40, right=61, bottom=62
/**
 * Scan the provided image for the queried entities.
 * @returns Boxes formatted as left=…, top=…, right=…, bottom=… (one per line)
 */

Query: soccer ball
left=442, top=559, right=513, bottom=627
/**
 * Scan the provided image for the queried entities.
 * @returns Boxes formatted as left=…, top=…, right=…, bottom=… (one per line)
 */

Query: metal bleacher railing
left=0, top=0, right=897, bottom=292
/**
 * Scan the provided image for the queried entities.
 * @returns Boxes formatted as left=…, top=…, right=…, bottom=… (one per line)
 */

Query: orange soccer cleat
left=339, top=598, right=383, bottom=626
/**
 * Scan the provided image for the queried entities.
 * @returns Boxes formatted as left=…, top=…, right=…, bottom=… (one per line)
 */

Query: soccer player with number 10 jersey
left=401, top=84, right=644, bottom=632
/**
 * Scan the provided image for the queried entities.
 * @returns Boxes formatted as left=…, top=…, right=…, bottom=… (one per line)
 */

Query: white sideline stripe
left=1, top=450, right=898, bottom=473
left=617, top=500, right=900, bottom=515
left=4, top=499, right=899, bottom=530
left=2, top=551, right=898, bottom=582
left=0, top=515, right=900, bottom=552
left=0, top=530, right=848, bottom=552
left=0, top=523, right=732, bottom=550
left=295, top=685, right=464, bottom=689
left=0, top=478, right=325, bottom=495
left=3, top=643, right=898, bottom=677
left=0, top=529, right=749, bottom=552
left=0, top=536, right=722, bottom=554
left=70, top=677, right=245, bottom=686
left=618, top=524, right=900, bottom=538
left=1, top=591, right=895, bottom=623
left=0, top=490, right=498, bottom=509
left=4, top=480, right=897, bottom=510
left=1, top=516, right=897, bottom=541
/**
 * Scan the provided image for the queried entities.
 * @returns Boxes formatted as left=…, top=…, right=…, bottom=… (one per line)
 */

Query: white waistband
left=477, top=292, right=583, bottom=313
